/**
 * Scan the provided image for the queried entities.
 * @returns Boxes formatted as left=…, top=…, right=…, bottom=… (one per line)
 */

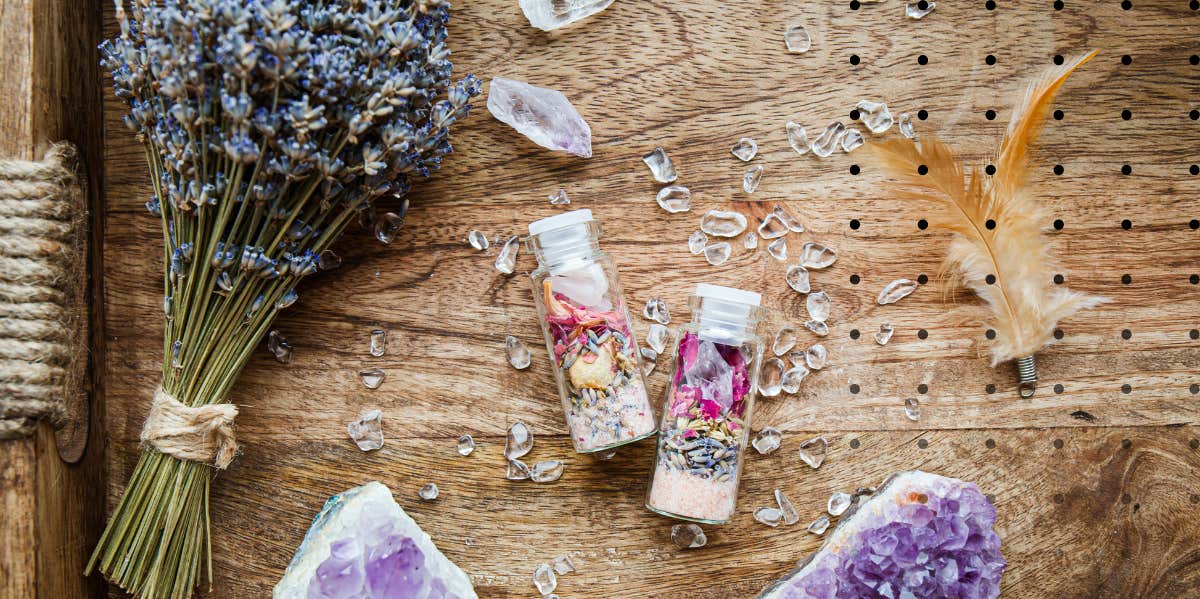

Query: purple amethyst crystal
left=759, top=471, right=1005, bottom=599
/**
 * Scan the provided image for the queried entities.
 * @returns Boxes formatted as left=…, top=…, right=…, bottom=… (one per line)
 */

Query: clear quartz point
left=828, top=491, right=853, bottom=516
left=656, top=185, right=691, bottom=213
left=644, top=298, right=670, bottom=324
left=804, top=320, right=829, bottom=336
left=347, top=409, right=383, bottom=451
left=505, top=422, right=533, bottom=460
left=841, top=127, right=865, bottom=153
left=468, top=230, right=489, bottom=250
left=374, top=212, right=404, bottom=244
left=754, top=507, right=784, bottom=527
left=787, top=121, right=810, bottom=154
left=786, top=266, right=811, bottom=293
left=781, top=365, right=809, bottom=394
left=554, top=555, right=576, bottom=575
left=773, top=326, right=799, bottom=356
left=807, top=291, right=831, bottom=322
left=784, top=23, right=812, bottom=53
left=811, top=122, right=846, bottom=158
left=856, top=100, right=895, bottom=134
left=704, top=242, right=733, bottom=266
left=640, top=347, right=658, bottom=375
left=743, top=165, right=764, bottom=193
left=643, top=147, right=678, bottom=183
left=701, top=210, right=748, bottom=237
left=494, top=235, right=519, bottom=274
left=878, top=278, right=919, bottom=305
left=418, top=483, right=439, bottom=501
left=671, top=523, right=708, bottom=549
left=533, top=563, right=558, bottom=595
left=807, top=514, right=831, bottom=535
left=752, top=427, right=783, bottom=454
left=906, top=0, right=936, bottom=19
left=805, top=343, right=828, bottom=370
left=267, top=330, right=293, bottom=364
left=905, top=397, right=921, bottom=421
left=369, top=328, right=387, bottom=357
left=359, top=368, right=386, bottom=389
left=506, top=458, right=531, bottom=480
left=549, top=188, right=571, bottom=205
left=732, top=137, right=758, bottom=161
left=898, top=112, right=916, bottom=138
left=487, top=77, right=591, bottom=157
left=800, top=242, right=838, bottom=269
left=505, top=335, right=532, bottom=369
left=766, top=237, right=788, bottom=261
left=875, top=323, right=895, bottom=345
left=758, top=357, right=786, bottom=397
left=798, top=436, right=828, bottom=468
left=744, top=231, right=759, bottom=249
left=519, top=0, right=613, bottom=31
left=688, top=230, right=708, bottom=254
left=775, top=489, right=800, bottom=525
left=530, top=460, right=565, bottom=483
left=318, top=250, right=342, bottom=270
left=645, top=323, right=670, bottom=354
left=457, top=434, right=475, bottom=456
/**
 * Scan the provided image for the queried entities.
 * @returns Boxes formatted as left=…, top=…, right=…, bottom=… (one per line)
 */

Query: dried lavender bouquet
left=88, top=1, right=479, bottom=597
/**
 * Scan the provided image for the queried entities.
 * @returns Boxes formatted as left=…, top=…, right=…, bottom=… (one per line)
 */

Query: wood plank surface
left=97, top=0, right=1200, bottom=597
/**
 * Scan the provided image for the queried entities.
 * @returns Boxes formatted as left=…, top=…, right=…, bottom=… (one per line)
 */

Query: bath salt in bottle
left=646, top=283, right=764, bottom=524
left=528, top=209, right=658, bottom=453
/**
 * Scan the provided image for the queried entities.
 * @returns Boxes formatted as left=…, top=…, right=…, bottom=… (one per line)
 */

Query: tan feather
left=869, top=53, right=1107, bottom=366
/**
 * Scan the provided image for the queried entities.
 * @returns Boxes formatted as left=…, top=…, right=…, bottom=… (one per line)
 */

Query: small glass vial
left=528, top=209, right=657, bottom=453
left=646, top=283, right=764, bottom=524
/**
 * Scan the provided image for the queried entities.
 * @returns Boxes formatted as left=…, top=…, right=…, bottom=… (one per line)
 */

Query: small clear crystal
left=806, top=344, right=828, bottom=370
left=704, top=242, right=732, bottom=266
left=906, top=0, right=936, bottom=19
left=743, top=165, right=764, bottom=193
left=369, top=328, right=387, bottom=357
left=775, top=205, right=805, bottom=232
left=856, top=100, right=895, bottom=134
left=374, top=212, right=404, bottom=244
left=898, top=112, right=916, bottom=138
left=800, top=242, right=838, bottom=269
left=840, top=127, right=865, bottom=153
left=549, top=188, right=571, bottom=205
left=811, top=122, right=846, bottom=157
left=828, top=491, right=853, bottom=516
left=640, top=347, right=658, bottom=375
left=744, top=231, right=759, bottom=249
left=656, top=185, right=691, bottom=213
left=807, top=514, right=831, bottom=535
left=775, top=489, right=800, bottom=525
left=688, top=230, right=708, bottom=254
left=643, top=147, right=678, bottom=183
left=781, top=365, right=809, bottom=394
left=754, top=507, right=784, bottom=527
left=644, top=298, right=670, bottom=324
left=875, top=323, right=895, bottom=345
left=786, top=121, right=809, bottom=154
left=418, top=483, right=439, bottom=501
left=318, top=250, right=342, bottom=270
left=804, top=320, right=829, bottom=336
left=766, top=237, right=788, bottom=261
left=347, top=409, right=383, bottom=451
left=267, top=330, right=293, bottom=364
left=752, top=427, right=783, bottom=454
left=494, top=235, right=519, bottom=274
left=457, top=434, right=475, bottom=456
left=505, top=422, right=533, bottom=460
left=904, top=397, right=921, bottom=421
left=732, top=137, right=758, bottom=161
left=786, top=266, right=811, bottom=293
left=671, top=523, right=707, bottom=549
left=758, top=357, right=786, bottom=397
left=783, top=23, right=811, bottom=53
left=468, top=230, right=489, bottom=250
left=645, top=323, right=670, bottom=354
left=878, top=278, right=919, bottom=305
left=519, top=0, right=613, bottom=31
left=506, top=458, right=531, bottom=480
left=505, top=335, right=531, bottom=369
left=359, top=368, right=386, bottom=389
left=533, top=563, right=557, bottom=595
left=530, top=460, right=565, bottom=483
left=773, top=326, right=799, bottom=356
left=807, top=291, right=831, bottom=322
left=487, top=77, right=592, bottom=156
left=758, top=214, right=789, bottom=240
left=798, top=436, right=828, bottom=468
left=553, top=555, right=576, bottom=575
left=701, top=210, right=748, bottom=237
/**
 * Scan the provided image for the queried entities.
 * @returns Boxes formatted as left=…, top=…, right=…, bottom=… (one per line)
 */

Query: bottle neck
left=689, top=296, right=762, bottom=344
left=529, top=221, right=604, bottom=272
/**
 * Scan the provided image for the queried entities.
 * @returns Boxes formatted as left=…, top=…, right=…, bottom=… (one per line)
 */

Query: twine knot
left=140, top=387, right=239, bottom=469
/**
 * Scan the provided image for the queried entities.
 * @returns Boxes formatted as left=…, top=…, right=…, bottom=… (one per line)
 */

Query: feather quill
left=870, top=51, right=1107, bottom=366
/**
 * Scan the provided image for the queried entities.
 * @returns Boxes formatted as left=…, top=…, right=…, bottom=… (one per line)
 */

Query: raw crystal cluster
left=520, top=0, right=614, bottom=31
left=274, top=482, right=476, bottom=599
left=758, top=471, right=1005, bottom=599
left=487, top=77, right=592, bottom=157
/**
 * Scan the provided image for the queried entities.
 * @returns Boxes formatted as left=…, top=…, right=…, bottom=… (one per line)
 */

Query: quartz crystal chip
left=359, top=368, right=386, bottom=389
left=487, top=77, right=592, bottom=157
left=898, top=112, right=916, bottom=138
left=798, top=436, right=828, bottom=469
left=368, top=328, right=387, bottom=357
left=640, top=347, right=659, bottom=375
left=533, top=563, right=558, bottom=595
left=754, top=507, right=784, bottom=527
left=775, top=489, right=800, bottom=525
left=468, top=230, right=490, bottom=250
left=786, top=266, right=811, bottom=294
left=688, top=230, right=708, bottom=255
left=828, top=491, right=853, bottom=516
left=700, top=210, right=748, bottom=237
left=856, top=100, right=895, bottom=134
left=773, top=326, right=799, bottom=356
left=347, top=409, right=384, bottom=451
left=671, top=523, right=708, bottom=549
left=505, top=335, right=532, bottom=369
left=766, top=237, right=788, bottom=261
left=548, top=188, right=571, bottom=205
left=800, top=242, right=838, bottom=269
left=840, top=127, right=865, bottom=153
left=419, top=483, right=439, bottom=501
left=506, top=458, right=531, bottom=480
left=781, top=365, right=809, bottom=394
left=805, top=343, right=828, bottom=370
left=752, top=427, right=783, bottom=454
left=743, top=165, right=764, bottom=193
left=759, top=357, right=786, bottom=397
left=530, top=460, right=565, bottom=483
left=642, top=147, right=678, bottom=183
left=783, top=23, right=812, bottom=53
left=744, top=231, right=759, bottom=250
left=731, top=137, right=758, bottom=161
left=786, top=121, right=810, bottom=154
left=811, top=122, right=846, bottom=158
left=646, top=323, right=670, bottom=354
left=656, top=185, right=691, bottom=213
left=906, top=0, right=936, bottom=19
left=758, top=213, right=789, bottom=240
left=700, top=242, right=731, bottom=265
left=457, top=434, right=476, bottom=456
left=878, top=278, right=919, bottom=305
left=644, top=298, right=671, bottom=324
left=807, top=291, right=831, bottom=322
left=494, top=235, right=520, bottom=274
left=875, top=323, right=895, bottom=345
left=505, top=422, right=533, bottom=460
left=318, top=250, right=342, bottom=270
left=804, top=320, right=829, bottom=337
left=267, top=330, right=293, bottom=364
left=807, top=514, right=831, bottom=535
left=520, top=0, right=613, bottom=30
left=904, top=397, right=921, bottom=421
left=374, top=212, right=404, bottom=244
left=774, top=205, right=805, bottom=232
left=554, top=555, right=576, bottom=575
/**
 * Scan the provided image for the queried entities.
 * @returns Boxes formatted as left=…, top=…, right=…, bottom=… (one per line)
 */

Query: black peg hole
left=850, top=329, right=861, bottom=339
left=1053, top=329, right=1064, bottom=340
left=1122, top=438, right=1132, bottom=449
left=850, top=438, right=861, bottom=449
left=917, top=164, right=929, bottom=175
left=1053, top=109, right=1064, bottom=120
left=1121, top=0, right=1131, bottom=8
left=1190, top=219, right=1199, bottom=230
left=1053, top=218, right=1064, bottom=230
left=1121, top=384, right=1132, bottom=394
left=1192, top=55, right=1200, bottom=65
left=1189, top=329, right=1199, bottom=340
left=850, top=0, right=861, bottom=8
left=1053, top=274, right=1064, bottom=284
left=1054, top=54, right=1064, bottom=65
left=1121, top=164, right=1132, bottom=175
left=1121, top=109, right=1132, bottom=120
left=1192, top=383, right=1200, bottom=394
left=917, top=439, right=929, bottom=449
left=1053, top=0, right=1063, bottom=8
left=986, top=438, right=996, bottom=448
left=917, top=54, right=928, bottom=65
left=1121, top=329, right=1132, bottom=340
left=1053, top=439, right=1064, bottom=449
left=850, top=109, right=861, bottom=120
left=986, top=0, right=996, bottom=9
left=1121, top=273, right=1132, bottom=284
left=917, top=274, right=929, bottom=284
left=986, top=54, right=997, bottom=65
left=917, top=383, right=928, bottom=394
left=850, top=218, right=861, bottom=230
left=850, top=54, right=861, bottom=65
left=1053, top=493, right=1065, bottom=504
left=918, top=218, right=929, bottom=230
left=986, top=218, right=997, bottom=229
left=850, top=383, right=860, bottom=394
left=986, top=164, right=996, bottom=176
left=1193, top=0, right=1199, bottom=10
left=917, top=109, right=928, bottom=120
left=1192, top=439, right=1200, bottom=449
left=1121, top=219, right=1132, bottom=229
left=849, top=164, right=861, bottom=175
left=1053, top=164, right=1064, bottom=175
left=1191, top=109, right=1198, bottom=120
left=1121, top=493, right=1132, bottom=504
left=1190, top=165, right=1199, bottom=175
left=1121, top=55, right=1132, bottom=65
left=985, top=329, right=996, bottom=340
left=917, top=329, right=929, bottom=339
left=850, top=274, right=861, bottom=284
left=918, top=0, right=929, bottom=8
left=986, top=384, right=996, bottom=394
left=985, top=274, right=997, bottom=285
left=1054, top=383, right=1064, bottom=394
left=985, top=109, right=997, bottom=120
left=1192, top=274, right=1200, bottom=284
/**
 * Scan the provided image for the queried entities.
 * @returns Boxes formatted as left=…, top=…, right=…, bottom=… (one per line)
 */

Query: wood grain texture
left=96, top=0, right=1200, bottom=597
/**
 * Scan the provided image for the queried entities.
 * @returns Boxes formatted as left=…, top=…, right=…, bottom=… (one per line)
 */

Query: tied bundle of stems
left=87, top=1, right=479, bottom=597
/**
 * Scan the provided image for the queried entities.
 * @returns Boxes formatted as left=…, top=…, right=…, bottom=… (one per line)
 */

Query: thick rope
left=140, top=387, right=239, bottom=469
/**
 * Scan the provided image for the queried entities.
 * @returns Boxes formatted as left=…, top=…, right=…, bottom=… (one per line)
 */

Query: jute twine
left=140, top=387, right=239, bottom=469
left=0, top=144, right=85, bottom=440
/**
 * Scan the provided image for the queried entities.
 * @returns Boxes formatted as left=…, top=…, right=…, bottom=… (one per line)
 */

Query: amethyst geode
left=274, top=482, right=475, bottom=599
left=759, top=471, right=1005, bottom=599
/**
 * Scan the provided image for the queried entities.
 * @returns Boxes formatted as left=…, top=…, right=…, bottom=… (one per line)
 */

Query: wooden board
left=96, top=0, right=1200, bottom=597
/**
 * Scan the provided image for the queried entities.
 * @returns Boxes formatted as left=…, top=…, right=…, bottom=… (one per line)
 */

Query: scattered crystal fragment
left=530, top=460, right=565, bottom=483
left=369, top=329, right=387, bottom=357
left=807, top=291, right=831, bottom=322
left=759, top=357, right=786, bottom=397
left=840, top=127, right=865, bottom=153
left=784, top=23, right=812, bottom=53
left=775, top=489, right=800, bottom=525
left=906, top=0, right=936, bottom=19
left=875, top=323, right=895, bottom=345
left=646, top=323, right=670, bottom=354
left=704, top=242, right=733, bottom=266
left=773, top=326, right=799, bottom=356
left=878, top=278, right=919, bottom=305
left=786, top=121, right=810, bottom=155
left=805, top=344, right=828, bottom=370
left=807, top=514, right=831, bottom=535
left=766, top=237, right=788, bottom=261
left=506, top=458, right=531, bottom=480
left=758, top=214, right=789, bottom=240
left=487, top=77, right=591, bottom=157
left=828, top=491, right=853, bottom=516
left=798, top=436, right=828, bottom=468
left=752, top=427, right=783, bottom=454
left=643, top=147, right=678, bottom=183
left=457, top=435, right=475, bottom=456
left=905, top=397, right=921, bottom=421
left=656, top=185, right=691, bottom=213
left=468, top=230, right=490, bottom=251
left=671, top=523, right=707, bottom=549
left=318, top=250, right=342, bottom=270
left=732, top=137, right=758, bottom=161
left=743, top=165, right=764, bottom=193
left=786, top=266, right=811, bottom=294
left=494, top=235, right=519, bottom=274
left=505, top=335, right=532, bottom=369
left=804, top=320, right=829, bottom=336
left=347, top=409, right=384, bottom=451
left=856, top=100, right=895, bottom=134
left=419, top=483, right=439, bottom=501
left=553, top=555, right=576, bottom=575
left=549, top=188, right=571, bottom=205
left=640, top=347, right=659, bottom=375
left=374, top=212, right=404, bottom=244
left=744, top=231, right=759, bottom=250
left=533, top=563, right=557, bottom=595
left=781, top=365, right=809, bottom=394
left=267, top=330, right=293, bottom=364
left=898, top=112, right=916, bottom=138
left=688, top=230, right=708, bottom=255
left=644, top=298, right=670, bottom=324
left=811, top=122, right=846, bottom=158
left=520, top=0, right=613, bottom=31
left=359, top=368, right=386, bottom=389
left=505, top=422, right=533, bottom=460
left=755, top=507, right=784, bottom=527
left=800, top=242, right=838, bottom=269
left=776, top=205, right=805, bottom=232
left=701, top=210, right=748, bottom=237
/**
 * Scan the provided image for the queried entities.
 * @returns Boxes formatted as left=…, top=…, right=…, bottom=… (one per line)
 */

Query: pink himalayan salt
left=567, top=378, right=656, bottom=452
left=647, top=467, right=739, bottom=523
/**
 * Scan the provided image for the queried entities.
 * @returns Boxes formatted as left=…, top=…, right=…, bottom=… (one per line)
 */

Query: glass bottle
left=527, top=209, right=657, bottom=453
left=646, top=283, right=764, bottom=524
